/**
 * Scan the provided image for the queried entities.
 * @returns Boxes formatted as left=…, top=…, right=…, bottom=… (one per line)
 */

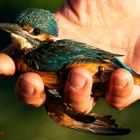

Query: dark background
left=0, top=0, right=140, bottom=140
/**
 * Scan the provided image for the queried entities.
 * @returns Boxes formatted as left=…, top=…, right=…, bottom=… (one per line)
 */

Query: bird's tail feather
left=110, top=57, right=140, bottom=86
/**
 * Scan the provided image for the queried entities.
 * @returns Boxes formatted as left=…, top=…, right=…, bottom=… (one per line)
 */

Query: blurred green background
left=0, top=0, right=140, bottom=140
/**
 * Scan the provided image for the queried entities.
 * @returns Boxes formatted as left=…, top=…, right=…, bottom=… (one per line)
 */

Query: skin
left=1, top=0, right=140, bottom=113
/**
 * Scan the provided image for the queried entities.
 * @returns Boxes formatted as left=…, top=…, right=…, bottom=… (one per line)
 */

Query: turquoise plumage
left=23, top=39, right=120, bottom=72
left=16, top=8, right=58, bottom=36
left=15, top=9, right=139, bottom=75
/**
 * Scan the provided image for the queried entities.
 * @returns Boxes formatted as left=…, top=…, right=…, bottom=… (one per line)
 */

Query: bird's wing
left=23, top=39, right=123, bottom=72
left=70, top=113, right=131, bottom=135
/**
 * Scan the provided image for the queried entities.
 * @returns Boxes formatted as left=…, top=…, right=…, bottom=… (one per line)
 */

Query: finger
left=15, top=72, right=46, bottom=107
left=105, top=68, right=134, bottom=110
left=0, top=53, right=16, bottom=76
left=64, top=67, right=95, bottom=114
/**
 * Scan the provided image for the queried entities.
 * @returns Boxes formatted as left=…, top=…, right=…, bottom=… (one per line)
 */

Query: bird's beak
left=0, top=23, right=23, bottom=35
left=0, top=23, right=40, bottom=50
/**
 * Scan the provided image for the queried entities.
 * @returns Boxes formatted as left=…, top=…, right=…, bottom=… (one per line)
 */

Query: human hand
left=0, top=53, right=46, bottom=107
left=0, top=53, right=93, bottom=112
left=1, top=0, right=140, bottom=114
left=1, top=52, right=139, bottom=113
left=54, top=0, right=140, bottom=111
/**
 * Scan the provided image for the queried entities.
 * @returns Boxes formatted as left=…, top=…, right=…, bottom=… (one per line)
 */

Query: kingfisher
left=1, top=8, right=140, bottom=136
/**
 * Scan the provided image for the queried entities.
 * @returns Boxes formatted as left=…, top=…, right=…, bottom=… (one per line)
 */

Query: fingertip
left=106, top=68, right=133, bottom=109
left=108, top=68, right=133, bottom=96
left=0, top=53, right=16, bottom=76
left=16, top=72, right=46, bottom=107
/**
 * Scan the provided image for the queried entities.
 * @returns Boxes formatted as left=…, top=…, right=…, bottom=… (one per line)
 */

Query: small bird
left=0, top=8, right=139, bottom=135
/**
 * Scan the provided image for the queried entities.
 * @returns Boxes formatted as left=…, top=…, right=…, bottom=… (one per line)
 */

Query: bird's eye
left=32, top=28, right=41, bottom=35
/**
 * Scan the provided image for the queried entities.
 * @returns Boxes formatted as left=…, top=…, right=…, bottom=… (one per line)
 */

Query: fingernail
left=69, top=71, right=86, bottom=89
left=18, top=79, right=34, bottom=96
left=113, top=76, right=128, bottom=89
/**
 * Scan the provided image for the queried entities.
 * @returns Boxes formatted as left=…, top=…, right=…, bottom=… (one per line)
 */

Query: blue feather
left=113, top=57, right=140, bottom=75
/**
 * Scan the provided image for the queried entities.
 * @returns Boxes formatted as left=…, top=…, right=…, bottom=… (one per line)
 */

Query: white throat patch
left=11, top=33, right=33, bottom=49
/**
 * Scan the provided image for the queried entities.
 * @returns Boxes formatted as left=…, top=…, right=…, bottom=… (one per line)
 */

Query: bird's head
left=0, top=8, right=58, bottom=53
